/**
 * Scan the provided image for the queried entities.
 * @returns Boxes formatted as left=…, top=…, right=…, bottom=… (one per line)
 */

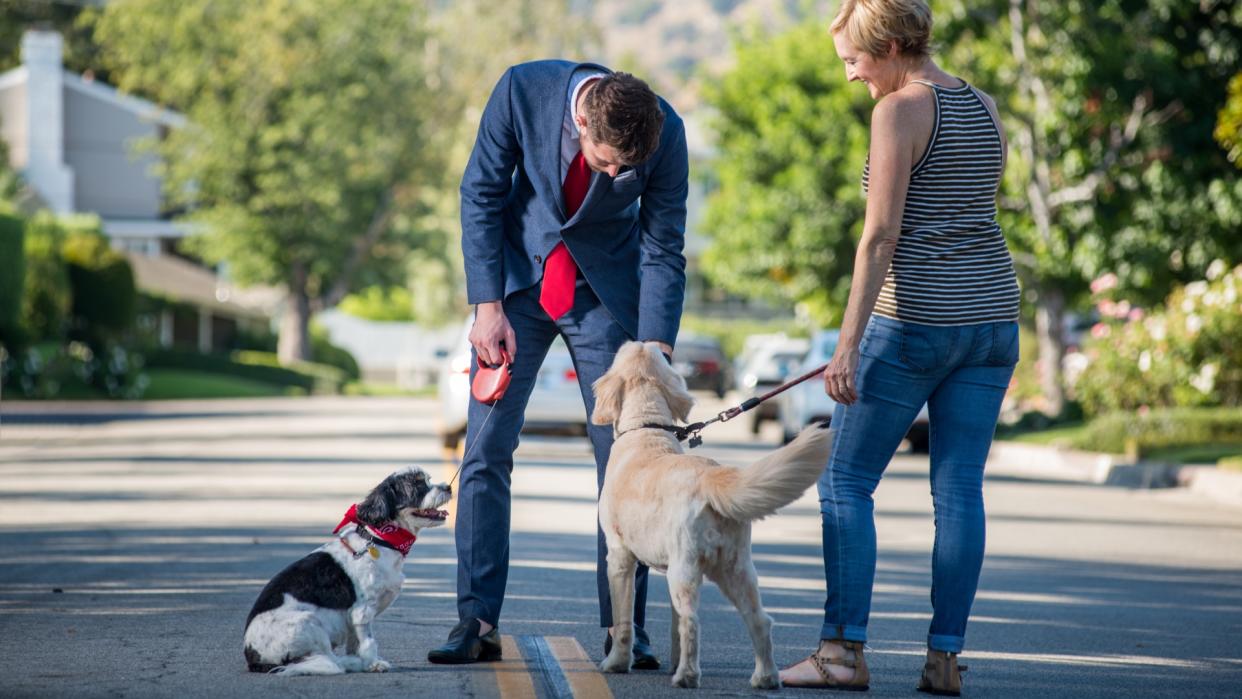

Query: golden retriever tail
left=703, top=422, right=833, bottom=522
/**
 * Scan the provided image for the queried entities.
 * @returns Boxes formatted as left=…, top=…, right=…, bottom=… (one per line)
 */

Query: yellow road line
left=495, top=634, right=537, bottom=699
left=546, top=635, right=614, bottom=699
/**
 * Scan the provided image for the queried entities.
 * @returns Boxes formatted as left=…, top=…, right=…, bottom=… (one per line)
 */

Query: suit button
left=534, top=254, right=542, bottom=263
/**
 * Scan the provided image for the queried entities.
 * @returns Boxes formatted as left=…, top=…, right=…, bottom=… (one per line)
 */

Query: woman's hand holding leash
left=824, top=343, right=859, bottom=405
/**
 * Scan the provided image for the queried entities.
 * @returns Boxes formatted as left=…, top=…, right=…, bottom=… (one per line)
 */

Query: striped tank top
left=862, top=79, right=1020, bottom=325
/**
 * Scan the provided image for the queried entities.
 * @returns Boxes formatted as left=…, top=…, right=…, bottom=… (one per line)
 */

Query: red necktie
left=540, top=150, right=590, bottom=320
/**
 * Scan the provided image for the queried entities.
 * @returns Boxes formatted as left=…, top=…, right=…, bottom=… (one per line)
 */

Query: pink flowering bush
left=1073, top=261, right=1242, bottom=416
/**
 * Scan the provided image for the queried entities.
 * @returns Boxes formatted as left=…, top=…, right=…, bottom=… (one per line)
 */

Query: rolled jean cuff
left=928, top=633, right=964, bottom=653
left=820, top=622, right=867, bottom=644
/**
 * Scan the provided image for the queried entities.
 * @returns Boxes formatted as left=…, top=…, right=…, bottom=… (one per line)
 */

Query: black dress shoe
left=428, top=618, right=502, bottom=664
left=604, top=625, right=661, bottom=670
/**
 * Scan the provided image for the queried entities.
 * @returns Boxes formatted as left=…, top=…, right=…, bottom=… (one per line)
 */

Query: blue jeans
left=456, top=278, right=648, bottom=629
left=818, top=315, right=1018, bottom=653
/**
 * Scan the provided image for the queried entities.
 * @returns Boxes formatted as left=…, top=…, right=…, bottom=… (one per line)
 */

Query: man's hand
left=470, top=301, right=517, bottom=366
left=649, top=341, right=674, bottom=363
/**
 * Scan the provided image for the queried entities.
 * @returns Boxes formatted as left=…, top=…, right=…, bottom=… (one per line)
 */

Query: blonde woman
left=779, top=1, right=1019, bottom=694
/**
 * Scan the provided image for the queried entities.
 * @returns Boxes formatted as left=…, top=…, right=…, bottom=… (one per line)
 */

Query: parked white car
left=437, top=319, right=587, bottom=449
left=735, top=335, right=810, bottom=434
left=778, top=329, right=930, bottom=451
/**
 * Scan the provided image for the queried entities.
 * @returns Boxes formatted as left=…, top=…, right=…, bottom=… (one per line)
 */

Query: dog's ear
left=591, top=369, right=624, bottom=425
left=651, top=344, right=695, bottom=422
left=657, top=373, right=695, bottom=423
left=357, top=475, right=397, bottom=525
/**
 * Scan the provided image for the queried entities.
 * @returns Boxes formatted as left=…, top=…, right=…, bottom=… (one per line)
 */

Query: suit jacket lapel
left=566, top=172, right=609, bottom=227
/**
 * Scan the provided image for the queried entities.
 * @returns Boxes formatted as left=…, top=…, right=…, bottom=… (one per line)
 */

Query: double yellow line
left=494, top=635, right=613, bottom=699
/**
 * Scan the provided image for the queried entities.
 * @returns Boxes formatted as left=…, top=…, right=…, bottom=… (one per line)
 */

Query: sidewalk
left=988, top=440, right=1242, bottom=506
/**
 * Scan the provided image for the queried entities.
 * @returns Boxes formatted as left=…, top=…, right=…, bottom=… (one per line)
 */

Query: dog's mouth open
left=410, top=508, right=449, bottom=521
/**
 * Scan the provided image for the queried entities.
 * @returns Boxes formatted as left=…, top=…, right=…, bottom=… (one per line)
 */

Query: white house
left=0, top=29, right=274, bottom=352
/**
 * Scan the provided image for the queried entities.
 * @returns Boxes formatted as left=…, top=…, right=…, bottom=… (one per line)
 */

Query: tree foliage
left=702, top=1, right=1242, bottom=413
left=699, top=21, right=872, bottom=325
left=1218, top=72, right=1242, bottom=167
left=88, top=0, right=451, bottom=361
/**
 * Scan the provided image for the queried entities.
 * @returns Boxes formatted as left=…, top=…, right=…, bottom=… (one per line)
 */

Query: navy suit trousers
left=456, top=277, right=649, bottom=629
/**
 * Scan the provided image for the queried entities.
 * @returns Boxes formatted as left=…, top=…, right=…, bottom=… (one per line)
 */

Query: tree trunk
left=1033, top=284, right=1067, bottom=417
left=278, top=267, right=312, bottom=365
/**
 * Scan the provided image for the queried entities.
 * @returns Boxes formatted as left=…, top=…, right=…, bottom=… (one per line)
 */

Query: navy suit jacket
left=460, top=60, right=688, bottom=347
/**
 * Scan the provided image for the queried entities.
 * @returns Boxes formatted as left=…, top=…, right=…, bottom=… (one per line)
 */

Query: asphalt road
left=1, top=396, right=1240, bottom=698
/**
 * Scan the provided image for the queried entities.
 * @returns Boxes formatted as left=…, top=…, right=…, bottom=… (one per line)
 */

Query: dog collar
left=333, top=504, right=416, bottom=557
left=616, top=423, right=690, bottom=440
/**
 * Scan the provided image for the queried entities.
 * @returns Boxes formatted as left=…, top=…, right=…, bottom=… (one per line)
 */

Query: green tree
left=0, top=0, right=107, bottom=80
left=699, top=20, right=872, bottom=325
left=89, top=0, right=453, bottom=363
left=703, top=2, right=1242, bottom=416
left=934, top=0, right=1242, bottom=414
left=1219, top=72, right=1242, bottom=166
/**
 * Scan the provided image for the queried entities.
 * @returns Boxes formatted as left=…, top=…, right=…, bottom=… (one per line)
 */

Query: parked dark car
left=672, top=337, right=731, bottom=398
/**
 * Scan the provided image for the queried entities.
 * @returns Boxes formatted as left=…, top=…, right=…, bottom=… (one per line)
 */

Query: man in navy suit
left=427, top=61, right=688, bottom=666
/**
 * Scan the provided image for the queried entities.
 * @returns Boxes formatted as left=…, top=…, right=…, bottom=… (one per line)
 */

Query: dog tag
left=367, top=545, right=380, bottom=559
left=688, top=434, right=702, bottom=449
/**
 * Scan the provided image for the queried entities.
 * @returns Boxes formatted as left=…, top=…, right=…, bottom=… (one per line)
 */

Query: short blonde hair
left=830, top=0, right=933, bottom=58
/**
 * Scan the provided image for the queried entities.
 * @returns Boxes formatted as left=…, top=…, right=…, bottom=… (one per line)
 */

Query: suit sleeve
left=636, top=118, right=689, bottom=347
left=460, top=68, right=519, bottom=304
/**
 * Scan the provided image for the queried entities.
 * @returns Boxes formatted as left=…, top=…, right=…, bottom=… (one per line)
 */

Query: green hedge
left=20, top=213, right=72, bottom=342
left=1071, top=408, right=1242, bottom=456
left=61, top=229, right=136, bottom=343
left=0, top=213, right=23, bottom=346
left=144, top=348, right=345, bottom=394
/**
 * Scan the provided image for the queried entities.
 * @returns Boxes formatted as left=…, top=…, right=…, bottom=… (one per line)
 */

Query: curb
left=988, top=441, right=1242, bottom=502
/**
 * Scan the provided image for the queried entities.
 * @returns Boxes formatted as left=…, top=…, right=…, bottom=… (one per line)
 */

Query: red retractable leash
left=447, top=349, right=513, bottom=487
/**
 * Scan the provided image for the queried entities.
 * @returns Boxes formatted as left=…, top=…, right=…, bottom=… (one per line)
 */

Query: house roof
left=0, top=65, right=185, bottom=128
left=126, top=252, right=275, bottom=320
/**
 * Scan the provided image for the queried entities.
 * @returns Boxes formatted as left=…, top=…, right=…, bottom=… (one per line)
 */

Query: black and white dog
left=243, top=467, right=451, bottom=675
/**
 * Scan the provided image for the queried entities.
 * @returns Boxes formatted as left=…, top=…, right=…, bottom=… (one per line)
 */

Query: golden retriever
left=592, top=341, right=833, bottom=689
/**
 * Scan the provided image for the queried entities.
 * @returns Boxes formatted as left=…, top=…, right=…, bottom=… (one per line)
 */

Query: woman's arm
left=824, top=90, right=930, bottom=404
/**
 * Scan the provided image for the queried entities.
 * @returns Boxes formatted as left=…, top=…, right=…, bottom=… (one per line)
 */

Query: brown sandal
left=917, top=649, right=968, bottom=696
left=781, top=640, right=870, bottom=691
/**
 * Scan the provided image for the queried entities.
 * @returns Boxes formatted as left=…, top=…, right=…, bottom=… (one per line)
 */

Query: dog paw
left=671, top=671, right=700, bottom=688
left=367, top=659, right=391, bottom=673
left=751, top=671, right=780, bottom=689
left=599, top=654, right=632, bottom=674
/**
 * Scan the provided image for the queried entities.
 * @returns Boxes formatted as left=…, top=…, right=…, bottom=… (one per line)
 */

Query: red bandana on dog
left=334, top=504, right=417, bottom=556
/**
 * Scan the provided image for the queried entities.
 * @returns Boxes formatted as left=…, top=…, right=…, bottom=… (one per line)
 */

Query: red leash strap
left=681, top=362, right=829, bottom=448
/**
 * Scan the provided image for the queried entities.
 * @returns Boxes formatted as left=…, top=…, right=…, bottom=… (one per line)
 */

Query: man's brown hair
left=580, top=72, right=665, bottom=166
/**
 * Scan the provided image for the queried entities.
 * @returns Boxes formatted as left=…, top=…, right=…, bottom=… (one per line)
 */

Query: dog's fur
left=242, top=467, right=451, bottom=676
left=592, top=341, right=833, bottom=689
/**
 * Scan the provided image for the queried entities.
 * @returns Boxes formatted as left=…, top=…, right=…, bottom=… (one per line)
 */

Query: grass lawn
left=142, top=369, right=297, bottom=399
left=998, top=421, right=1088, bottom=446
left=998, top=422, right=1242, bottom=465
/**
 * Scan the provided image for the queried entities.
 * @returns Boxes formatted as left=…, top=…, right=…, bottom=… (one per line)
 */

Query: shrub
left=1071, top=407, right=1242, bottom=456
left=0, top=342, right=148, bottom=399
left=1074, top=262, right=1242, bottom=416
left=0, top=213, right=24, bottom=347
left=310, top=323, right=360, bottom=380
left=61, top=225, right=137, bottom=344
left=19, top=213, right=72, bottom=342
